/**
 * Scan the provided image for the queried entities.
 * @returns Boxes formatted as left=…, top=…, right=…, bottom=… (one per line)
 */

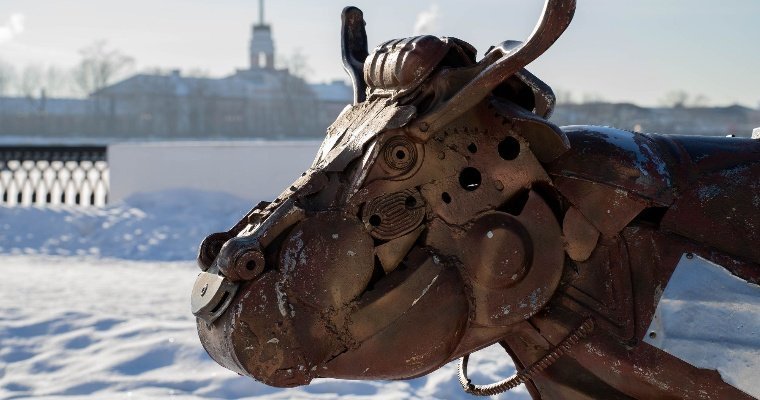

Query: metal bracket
left=191, top=271, right=239, bottom=324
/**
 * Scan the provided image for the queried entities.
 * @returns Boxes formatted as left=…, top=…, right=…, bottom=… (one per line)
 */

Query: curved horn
left=412, top=0, right=576, bottom=135
left=341, top=7, right=369, bottom=105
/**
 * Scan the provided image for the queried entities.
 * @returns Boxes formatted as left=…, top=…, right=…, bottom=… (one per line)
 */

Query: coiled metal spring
left=458, top=318, right=595, bottom=396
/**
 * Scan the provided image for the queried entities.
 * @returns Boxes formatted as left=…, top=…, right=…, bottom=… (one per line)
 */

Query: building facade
left=0, top=1, right=353, bottom=141
left=0, top=1, right=757, bottom=141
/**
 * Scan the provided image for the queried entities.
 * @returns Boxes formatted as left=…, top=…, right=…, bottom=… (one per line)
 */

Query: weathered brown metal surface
left=191, top=1, right=760, bottom=398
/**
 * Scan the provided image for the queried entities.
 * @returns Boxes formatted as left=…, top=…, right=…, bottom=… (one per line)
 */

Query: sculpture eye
left=380, top=135, right=418, bottom=175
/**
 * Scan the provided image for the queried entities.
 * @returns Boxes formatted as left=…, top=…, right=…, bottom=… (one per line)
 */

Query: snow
left=0, top=190, right=527, bottom=399
left=7, top=188, right=757, bottom=398
left=644, top=254, right=760, bottom=398
left=0, top=189, right=252, bottom=261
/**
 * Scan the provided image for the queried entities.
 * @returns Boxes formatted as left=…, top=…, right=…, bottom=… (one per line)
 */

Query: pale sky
left=0, top=0, right=758, bottom=107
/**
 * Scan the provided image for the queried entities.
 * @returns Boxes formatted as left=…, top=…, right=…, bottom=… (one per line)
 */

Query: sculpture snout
left=199, top=195, right=307, bottom=278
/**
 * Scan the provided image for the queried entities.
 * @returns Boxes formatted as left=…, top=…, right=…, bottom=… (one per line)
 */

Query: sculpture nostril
left=230, top=248, right=266, bottom=281
left=198, top=232, right=233, bottom=271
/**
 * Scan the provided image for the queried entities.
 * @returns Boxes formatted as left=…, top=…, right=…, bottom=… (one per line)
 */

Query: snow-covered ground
left=0, top=191, right=528, bottom=400
left=0, top=190, right=252, bottom=261
left=4, top=189, right=758, bottom=399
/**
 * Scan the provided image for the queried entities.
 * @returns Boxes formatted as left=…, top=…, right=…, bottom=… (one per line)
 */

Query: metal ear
left=412, top=0, right=576, bottom=135
left=341, top=7, right=369, bottom=105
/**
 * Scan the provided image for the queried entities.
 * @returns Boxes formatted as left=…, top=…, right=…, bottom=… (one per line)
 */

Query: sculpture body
left=191, top=1, right=760, bottom=398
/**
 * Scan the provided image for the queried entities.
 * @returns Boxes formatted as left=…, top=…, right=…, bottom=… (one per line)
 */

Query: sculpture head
left=192, top=0, right=576, bottom=388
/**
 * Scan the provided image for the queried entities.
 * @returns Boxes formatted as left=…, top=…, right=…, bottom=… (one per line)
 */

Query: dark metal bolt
left=232, top=248, right=266, bottom=281
left=200, top=283, right=209, bottom=297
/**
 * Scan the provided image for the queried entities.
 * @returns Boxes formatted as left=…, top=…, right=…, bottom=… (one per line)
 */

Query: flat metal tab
left=191, top=271, right=239, bottom=324
left=644, top=253, right=760, bottom=398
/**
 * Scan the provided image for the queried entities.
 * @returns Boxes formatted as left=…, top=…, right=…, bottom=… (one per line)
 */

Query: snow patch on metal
left=644, top=253, right=760, bottom=398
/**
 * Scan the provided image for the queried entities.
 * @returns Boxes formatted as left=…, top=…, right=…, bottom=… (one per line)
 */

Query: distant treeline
left=551, top=102, right=760, bottom=137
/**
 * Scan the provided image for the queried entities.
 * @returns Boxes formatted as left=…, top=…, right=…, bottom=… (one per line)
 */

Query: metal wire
left=458, top=318, right=595, bottom=396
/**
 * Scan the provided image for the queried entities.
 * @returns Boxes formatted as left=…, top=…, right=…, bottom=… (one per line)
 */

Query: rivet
left=686, top=253, right=694, bottom=259
left=419, top=122, right=430, bottom=132
left=200, top=283, right=208, bottom=297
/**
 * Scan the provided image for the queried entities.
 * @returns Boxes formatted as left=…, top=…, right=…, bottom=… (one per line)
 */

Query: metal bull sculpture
left=191, top=1, right=760, bottom=398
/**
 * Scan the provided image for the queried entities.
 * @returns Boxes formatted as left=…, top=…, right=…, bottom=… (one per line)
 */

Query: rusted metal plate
left=364, top=36, right=454, bottom=100
left=461, top=192, right=564, bottom=327
left=375, top=225, right=424, bottom=273
left=659, top=138, right=760, bottom=264
left=284, top=212, right=374, bottom=309
left=554, top=175, right=648, bottom=238
left=562, top=206, right=599, bottom=262
left=549, top=126, right=675, bottom=205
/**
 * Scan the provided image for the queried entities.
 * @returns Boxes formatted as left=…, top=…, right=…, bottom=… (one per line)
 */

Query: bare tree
left=659, top=90, right=712, bottom=108
left=554, top=89, right=576, bottom=105
left=72, top=40, right=135, bottom=96
left=142, top=66, right=173, bottom=76
left=185, top=68, right=210, bottom=78
left=11, top=64, right=78, bottom=98
left=44, top=66, right=72, bottom=97
left=279, top=48, right=313, bottom=79
left=17, top=64, right=44, bottom=98
left=581, top=92, right=606, bottom=104
left=690, top=94, right=710, bottom=107
left=660, top=90, right=690, bottom=108
left=0, top=59, right=16, bottom=95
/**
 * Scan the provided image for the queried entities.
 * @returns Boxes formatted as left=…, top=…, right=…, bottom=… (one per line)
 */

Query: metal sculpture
left=191, top=1, right=760, bottom=398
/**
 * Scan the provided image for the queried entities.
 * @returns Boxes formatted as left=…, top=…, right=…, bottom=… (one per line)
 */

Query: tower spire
left=250, top=0, right=274, bottom=70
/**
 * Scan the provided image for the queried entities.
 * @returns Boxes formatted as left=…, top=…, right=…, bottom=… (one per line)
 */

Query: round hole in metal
left=369, top=214, right=382, bottom=227
left=459, top=167, right=481, bottom=191
left=498, top=137, right=520, bottom=160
